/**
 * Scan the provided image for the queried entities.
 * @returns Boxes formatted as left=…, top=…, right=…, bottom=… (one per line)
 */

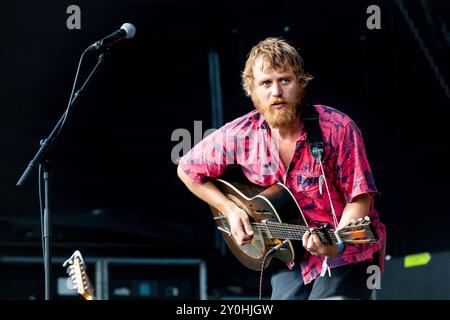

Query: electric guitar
left=211, top=168, right=378, bottom=271
left=63, top=250, right=96, bottom=300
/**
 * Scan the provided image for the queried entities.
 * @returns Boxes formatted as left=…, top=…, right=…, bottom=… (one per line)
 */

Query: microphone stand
left=16, top=50, right=108, bottom=300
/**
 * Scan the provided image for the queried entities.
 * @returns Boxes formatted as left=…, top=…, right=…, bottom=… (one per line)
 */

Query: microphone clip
left=84, top=42, right=109, bottom=54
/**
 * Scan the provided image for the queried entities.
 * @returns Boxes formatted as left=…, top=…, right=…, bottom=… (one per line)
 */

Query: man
left=177, top=37, right=386, bottom=300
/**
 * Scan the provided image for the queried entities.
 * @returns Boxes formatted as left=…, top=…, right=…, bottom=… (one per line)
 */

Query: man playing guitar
left=178, top=37, right=386, bottom=300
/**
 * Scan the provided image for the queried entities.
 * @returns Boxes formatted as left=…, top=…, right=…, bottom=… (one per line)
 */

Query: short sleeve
left=178, top=126, right=234, bottom=184
left=335, top=120, right=378, bottom=202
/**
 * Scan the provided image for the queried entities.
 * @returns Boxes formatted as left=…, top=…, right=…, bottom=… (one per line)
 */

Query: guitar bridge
left=260, top=220, right=273, bottom=238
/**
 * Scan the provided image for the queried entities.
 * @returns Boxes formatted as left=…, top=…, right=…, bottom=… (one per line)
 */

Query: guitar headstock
left=63, top=250, right=96, bottom=300
left=337, top=216, right=378, bottom=244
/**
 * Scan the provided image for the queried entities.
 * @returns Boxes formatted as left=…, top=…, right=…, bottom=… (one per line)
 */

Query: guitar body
left=212, top=168, right=309, bottom=271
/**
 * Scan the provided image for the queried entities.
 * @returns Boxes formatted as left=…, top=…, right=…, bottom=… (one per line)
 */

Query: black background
left=1, top=0, right=449, bottom=298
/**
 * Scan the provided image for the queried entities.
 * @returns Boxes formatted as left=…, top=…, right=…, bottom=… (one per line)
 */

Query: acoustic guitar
left=211, top=169, right=378, bottom=271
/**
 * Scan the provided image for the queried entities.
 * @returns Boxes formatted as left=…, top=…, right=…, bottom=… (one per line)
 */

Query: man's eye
left=262, top=81, right=271, bottom=87
left=281, top=79, right=290, bottom=84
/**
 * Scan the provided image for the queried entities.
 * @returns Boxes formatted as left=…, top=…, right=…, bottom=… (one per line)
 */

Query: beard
left=253, top=95, right=301, bottom=128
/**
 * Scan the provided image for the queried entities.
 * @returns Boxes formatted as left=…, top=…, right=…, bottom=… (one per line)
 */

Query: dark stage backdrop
left=1, top=0, right=449, bottom=297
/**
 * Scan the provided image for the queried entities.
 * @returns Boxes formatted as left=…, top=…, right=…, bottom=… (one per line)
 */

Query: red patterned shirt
left=179, top=104, right=386, bottom=284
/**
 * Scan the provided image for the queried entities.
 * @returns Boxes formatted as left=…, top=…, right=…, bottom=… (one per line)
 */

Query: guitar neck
left=80, top=272, right=96, bottom=300
left=82, top=292, right=96, bottom=300
left=251, top=222, right=338, bottom=244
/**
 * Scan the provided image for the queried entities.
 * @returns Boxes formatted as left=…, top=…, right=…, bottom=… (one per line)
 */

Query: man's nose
left=271, top=83, right=282, bottom=97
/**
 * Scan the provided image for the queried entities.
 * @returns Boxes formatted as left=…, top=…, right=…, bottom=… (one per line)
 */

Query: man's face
left=250, top=56, right=303, bottom=128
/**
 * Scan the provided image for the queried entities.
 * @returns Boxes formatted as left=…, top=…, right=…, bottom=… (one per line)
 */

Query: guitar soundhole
left=225, top=194, right=265, bottom=259
left=238, top=235, right=265, bottom=259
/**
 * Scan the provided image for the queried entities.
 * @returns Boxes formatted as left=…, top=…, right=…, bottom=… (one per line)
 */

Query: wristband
left=337, top=242, right=345, bottom=255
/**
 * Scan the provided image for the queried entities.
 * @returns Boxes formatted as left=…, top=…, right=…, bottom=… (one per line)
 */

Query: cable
left=38, top=164, right=44, bottom=257
left=36, top=48, right=89, bottom=262
left=55, top=49, right=89, bottom=138
left=259, top=240, right=289, bottom=300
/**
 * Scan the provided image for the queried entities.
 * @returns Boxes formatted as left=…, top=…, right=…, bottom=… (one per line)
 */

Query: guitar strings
left=251, top=222, right=366, bottom=235
left=251, top=224, right=370, bottom=243
left=251, top=223, right=338, bottom=242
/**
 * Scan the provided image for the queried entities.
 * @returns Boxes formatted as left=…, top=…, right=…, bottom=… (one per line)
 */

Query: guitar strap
left=302, top=104, right=324, bottom=162
left=302, top=104, right=337, bottom=277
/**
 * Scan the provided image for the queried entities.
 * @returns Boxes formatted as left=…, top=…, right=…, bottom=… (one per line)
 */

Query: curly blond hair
left=241, top=37, right=313, bottom=96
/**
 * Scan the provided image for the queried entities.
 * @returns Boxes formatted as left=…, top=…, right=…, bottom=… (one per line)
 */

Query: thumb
left=243, top=219, right=254, bottom=235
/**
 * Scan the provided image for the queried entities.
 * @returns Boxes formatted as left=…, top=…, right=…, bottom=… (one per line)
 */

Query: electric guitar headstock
left=63, top=250, right=96, bottom=300
left=336, top=216, right=378, bottom=244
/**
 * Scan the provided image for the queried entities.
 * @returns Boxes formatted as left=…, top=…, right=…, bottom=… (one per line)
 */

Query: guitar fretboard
left=251, top=222, right=339, bottom=244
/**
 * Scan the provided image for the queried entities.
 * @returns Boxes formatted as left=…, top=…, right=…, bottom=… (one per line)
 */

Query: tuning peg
left=356, top=218, right=364, bottom=225
left=364, top=216, right=371, bottom=223
left=349, top=219, right=356, bottom=226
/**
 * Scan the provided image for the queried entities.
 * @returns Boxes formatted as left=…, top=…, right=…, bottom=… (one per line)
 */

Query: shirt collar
left=248, top=110, right=307, bottom=141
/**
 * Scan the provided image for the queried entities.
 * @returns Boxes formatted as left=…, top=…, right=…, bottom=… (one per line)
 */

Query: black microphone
left=86, top=23, right=136, bottom=52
